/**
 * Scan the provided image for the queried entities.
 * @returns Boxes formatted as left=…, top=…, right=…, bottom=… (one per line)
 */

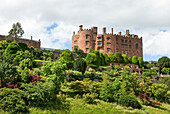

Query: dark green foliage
left=18, top=42, right=29, bottom=51
left=128, top=57, right=132, bottom=63
left=0, top=55, right=19, bottom=87
left=109, top=53, right=117, bottom=63
left=73, top=46, right=85, bottom=58
left=142, top=72, right=152, bottom=77
left=115, top=52, right=124, bottom=63
left=103, top=53, right=110, bottom=65
left=33, top=48, right=43, bottom=60
left=3, top=42, right=20, bottom=55
left=83, top=93, right=97, bottom=104
left=85, top=53, right=99, bottom=68
left=138, top=57, right=144, bottom=68
left=122, top=54, right=129, bottom=64
left=0, top=88, right=29, bottom=113
left=21, top=82, right=57, bottom=108
left=73, top=58, right=87, bottom=74
left=41, top=61, right=53, bottom=76
left=118, top=95, right=142, bottom=109
left=132, top=56, right=138, bottom=64
left=100, top=81, right=114, bottom=102
left=92, top=50, right=102, bottom=66
left=157, top=56, right=170, bottom=68
left=100, top=53, right=105, bottom=66
left=59, top=49, right=74, bottom=69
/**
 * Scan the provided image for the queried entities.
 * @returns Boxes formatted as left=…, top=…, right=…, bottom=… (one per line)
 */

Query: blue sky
left=0, top=0, right=170, bottom=61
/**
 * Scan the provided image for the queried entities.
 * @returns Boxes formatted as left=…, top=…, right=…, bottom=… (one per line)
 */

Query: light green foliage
left=114, top=52, right=124, bottom=63
left=20, top=67, right=30, bottom=83
left=43, top=51, right=54, bottom=60
left=41, top=61, right=53, bottom=76
left=0, top=88, right=29, bottom=113
left=165, top=91, right=170, bottom=104
left=99, top=81, right=114, bottom=102
left=138, top=57, right=144, bottom=68
left=91, top=50, right=102, bottom=66
left=19, top=58, right=33, bottom=70
left=0, top=55, right=19, bottom=87
left=109, top=53, right=117, bottom=63
left=118, top=95, right=142, bottom=109
left=132, top=56, right=138, bottom=64
left=3, top=42, right=20, bottom=55
left=89, top=81, right=102, bottom=97
left=83, top=93, right=98, bottom=104
left=85, top=53, right=99, bottom=68
left=161, top=68, right=170, bottom=74
left=6, top=22, right=24, bottom=42
left=128, top=57, right=132, bottom=63
left=73, top=58, right=87, bottom=74
left=59, top=49, right=74, bottom=69
left=0, top=40, right=8, bottom=49
left=115, top=65, right=120, bottom=71
left=48, top=59, right=67, bottom=93
left=157, top=56, right=170, bottom=68
left=14, top=50, right=33, bottom=62
left=122, top=54, right=129, bottom=63
left=21, top=82, right=57, bottom=108
left=103, top=53, right=110, bottom=65
left=112, top=78, right=121, bottom=100
left=151, top=83, right=168, bottom=102
left=146, top=63, right=155, bottom=69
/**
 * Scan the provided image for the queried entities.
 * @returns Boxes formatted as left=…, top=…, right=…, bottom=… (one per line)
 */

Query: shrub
left=0, top=88, right=29, bottom=113
left=3, top=42, right=20, bottom=55
left=56, top=92, right=70, bottom=110
left=83, top=93, right=98, bottom=104
left=142, top=72, right=151, bottom=77
left=19, top=58, right=33, bottom=70
left=89, top=81, right=102, bottom=98
left=138, top=57, right=144, bottom=68
left=132, top=56, right=138, bottom=64
left=21, top=82, right=56, bottom=108
left=118, top=95, right=142, bottom=109
left=103, top=53, right=110, bottom=65
left=165, top=91, right=170, bottom=104
left=73, top=58, right=87, bottom=74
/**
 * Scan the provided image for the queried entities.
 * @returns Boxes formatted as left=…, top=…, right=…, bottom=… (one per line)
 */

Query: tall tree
left=132, top=56, right=138, bottom=64
left=6, top=22, right=24, bottom=43
left=103, top=53, right=110, bottom=65
left=138, top=57, right=144, bottom=68
left=114, top=52, right=124, bottom=63
left=122, top=54, right=129, bottom=64
left=109, top=53, right=117, bottom=63
left=157, top=56, right=170, bottom=68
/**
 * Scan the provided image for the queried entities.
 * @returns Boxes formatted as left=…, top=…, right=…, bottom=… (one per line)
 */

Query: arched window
left=136, top=44, right=138, bottom=49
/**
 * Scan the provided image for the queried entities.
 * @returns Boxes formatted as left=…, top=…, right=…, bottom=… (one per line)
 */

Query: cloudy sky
left=0, top=0, right=170, bottom=61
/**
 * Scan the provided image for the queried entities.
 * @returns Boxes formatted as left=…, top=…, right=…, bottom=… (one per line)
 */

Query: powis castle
left=72, top=25, right=143, bottom=58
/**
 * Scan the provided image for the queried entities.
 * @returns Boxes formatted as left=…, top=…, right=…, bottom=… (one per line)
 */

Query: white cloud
left=0, top=0, right=170, bottom=60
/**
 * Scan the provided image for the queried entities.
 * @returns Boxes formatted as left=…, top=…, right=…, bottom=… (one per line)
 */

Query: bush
left=118, top=95, right=142, bottom=109
left=0, top=88, right=29, bottom=113
left=83, top=93, right=98, bottom=104
left=21, top=82, right=57, bottom=108
left=165, top=91, right=170, bottom=104
left=73, top=58, right=87, bottom=74
left=142, top=72, right=151, bottom=77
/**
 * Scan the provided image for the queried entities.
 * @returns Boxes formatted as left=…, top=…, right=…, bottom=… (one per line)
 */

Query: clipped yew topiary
left=118, top=95, right=142, bottom=109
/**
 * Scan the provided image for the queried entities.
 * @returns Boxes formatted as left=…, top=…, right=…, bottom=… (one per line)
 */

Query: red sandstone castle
left=72, top=25, right=143, bottom=58
left=0, top=35, right=41, bottom=48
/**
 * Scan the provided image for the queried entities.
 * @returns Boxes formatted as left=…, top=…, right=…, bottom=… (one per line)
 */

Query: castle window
left=98, top=41, right=102, bottom=45
left=121, top=39, right=124, bottom=43
left=136, top=44, right=138, bottom=49
left=125, top=50, right=127, bottom=55
left=74, top=41, right=77, bottom=44
left=86, top=41, right=89, bottom=46
left=125, top=40, right=127, bottom=43
left=122, top=51, right=124, bottom=54
left=107, top=37, right=110, bottom=41
left=86, top=35, right=89, bottom=39
left=107, top=48, right=110, bottom=53
left=121, top=44, right=124, bottom=48
left=86, top=48, right=89, bottom=53
left=98, top=37, right=102, bottom=40
left=97, top=48, right=100, bottom=51
left=129, top=45, right=131, bottom=48
left=125, top=45, right=127, bottom=48
left=129, top=40, right=131, bottom=44
left=107, top=43, right=110, bottom=46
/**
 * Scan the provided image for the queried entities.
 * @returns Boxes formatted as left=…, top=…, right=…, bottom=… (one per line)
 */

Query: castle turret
left=111, top=28, right=113, bottom=34
left=126, top=29, right=129, bottom=35
left=79, top=25, right=83, bottom=31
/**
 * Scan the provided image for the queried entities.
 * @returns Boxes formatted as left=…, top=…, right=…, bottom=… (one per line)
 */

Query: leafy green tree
left=73, top=46, right=85, bottom=58
left=109, top=53, right=117, bottom=63
left=100, top=52, right=105, bottom=66
left=0, top=55, right=19, bottom=87
left=41, top=61, right=53, bottom=76
left=73, top=58, right=87, bottom=74
left=146, top=63, right=155, bottom=69
left=59, top=49, right=74, bottom=69
left=18, top=42, right=29, bottom=51
left=91, top=50, right=102, bottom=66
left=0, top=40, right=8, bottom=49
left=3, top=42, right=20, bottom=55
left=14, top=50, right=33, bottom=63
left=6, top=22, right=24, bottom=42
left=122, top=54, right=129, bottom=64
left=132, top=56, right=138, bottom=64
left=112, top=78, right=121, bottom=100
left=19, top=58, right=33, bottom=70
left=48, top=59, right=67, bottom=93
left=157, top=56, right=170, bottom=68
left=115, top=52, right=124, bottom=63
left=161, top=68, right=170, bottom=74
left=103, top=53, right=110, bottom=65
left=85, top=53, right=98, bottom=68
left=115, top=65, right=120, bottom=71
left=138, top=57, right=144, bottom=68
left=128, top=57, right=132, bottom=63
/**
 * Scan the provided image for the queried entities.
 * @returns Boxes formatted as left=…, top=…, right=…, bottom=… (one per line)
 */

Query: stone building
left=0, top=35, right=41, bottom=48
left=72, top=25, right=143, bottom=58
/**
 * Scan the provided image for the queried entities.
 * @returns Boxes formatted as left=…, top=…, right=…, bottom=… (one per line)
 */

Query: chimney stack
left=73, top=31, right=75, bottom=35
left=79, top=25, right=83, bottom=31
left=118, top=32, right=121, bottom=36
left=103, top=27, right=106, bottom=34
left=31, top=36, right=33, bottom=40
left=111, top=28, right=113, bottom=34
left=126, top=29, right=129, bottom=35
